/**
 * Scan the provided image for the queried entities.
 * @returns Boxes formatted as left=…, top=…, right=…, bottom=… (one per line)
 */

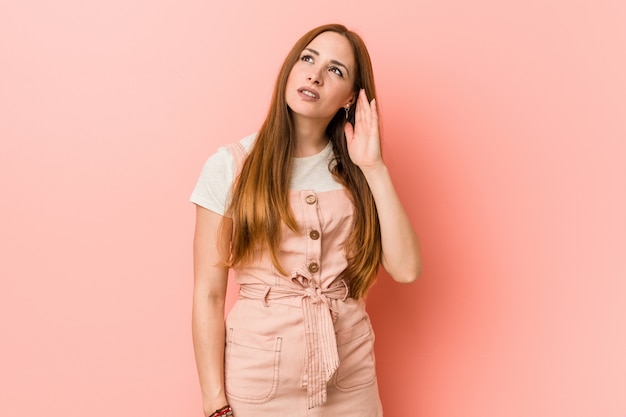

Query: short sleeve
left=190, top=145, right=235, bottom=216
left=189, top=133, right=256, bottom=216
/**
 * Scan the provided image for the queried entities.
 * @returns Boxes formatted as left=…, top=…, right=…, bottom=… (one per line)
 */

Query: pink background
left=1, top=1, right=625, bottom=416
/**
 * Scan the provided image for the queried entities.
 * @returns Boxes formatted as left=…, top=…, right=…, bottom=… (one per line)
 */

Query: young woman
left=191, top=23, right=421, bottom=417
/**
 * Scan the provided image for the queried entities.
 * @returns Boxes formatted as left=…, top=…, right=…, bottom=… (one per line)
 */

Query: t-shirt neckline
left=292, top=141, right=333, bottom=161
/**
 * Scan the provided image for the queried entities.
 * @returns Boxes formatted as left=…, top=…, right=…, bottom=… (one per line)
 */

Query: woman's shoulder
left=239, top=132, right=257, bottom=153
left=211, top=132, right=256, bottom=158
left=226, top=132, right=256, bottom=172
left=204, top=132, right=257, bottom=168
left=189, top=133, right=257, bottom=214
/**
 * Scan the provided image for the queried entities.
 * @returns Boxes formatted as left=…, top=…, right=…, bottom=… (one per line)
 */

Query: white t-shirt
left=190, top=133, right=344, bottom=216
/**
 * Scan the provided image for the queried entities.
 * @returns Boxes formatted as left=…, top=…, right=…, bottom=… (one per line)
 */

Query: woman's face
left=285, top=31, right=356, bottom=123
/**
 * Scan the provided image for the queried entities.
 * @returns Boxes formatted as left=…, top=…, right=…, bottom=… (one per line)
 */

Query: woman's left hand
left=344, top=91, right=422, bottom=284
left=344, top=89, right=383, bottom=171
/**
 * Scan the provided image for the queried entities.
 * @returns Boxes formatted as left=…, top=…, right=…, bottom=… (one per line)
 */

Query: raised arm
left=192, top=205, right=232, bottom=416
left=344, top=89, right=422, bottom=283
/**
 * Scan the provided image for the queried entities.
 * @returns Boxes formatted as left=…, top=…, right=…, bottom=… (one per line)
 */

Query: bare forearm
left=361, top=163, right=421, bottom=282
left=192, top=292, right=228, bottom=413
left=192, top=207, right=232, bottom=416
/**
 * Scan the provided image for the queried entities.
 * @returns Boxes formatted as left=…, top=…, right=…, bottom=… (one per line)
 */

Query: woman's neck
left=292, top=116, right=331, bottom=157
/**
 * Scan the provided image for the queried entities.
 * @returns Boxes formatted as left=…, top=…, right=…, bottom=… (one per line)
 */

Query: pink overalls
left=224, top=143, right=383, bottom=417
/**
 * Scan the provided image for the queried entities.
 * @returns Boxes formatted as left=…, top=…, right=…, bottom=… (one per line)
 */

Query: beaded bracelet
left=209, top=404, right=233, bottom=417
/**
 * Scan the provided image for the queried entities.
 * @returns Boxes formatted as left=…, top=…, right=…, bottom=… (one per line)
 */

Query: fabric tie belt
left=238, top=265, right=349, bottom=409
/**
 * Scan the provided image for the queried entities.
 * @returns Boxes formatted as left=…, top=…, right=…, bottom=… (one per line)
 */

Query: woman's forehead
left=304, top=32, right=355, bottom=67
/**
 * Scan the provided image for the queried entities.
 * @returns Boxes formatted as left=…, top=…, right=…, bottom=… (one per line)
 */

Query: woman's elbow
left=385, top=259, right=422, bottom=284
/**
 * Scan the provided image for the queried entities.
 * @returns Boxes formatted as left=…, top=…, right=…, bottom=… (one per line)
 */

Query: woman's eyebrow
left=304, top=48, right=350, bottom=76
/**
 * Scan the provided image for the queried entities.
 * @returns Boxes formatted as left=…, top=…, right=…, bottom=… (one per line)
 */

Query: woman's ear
left=345, top=93, right=356, bottom=109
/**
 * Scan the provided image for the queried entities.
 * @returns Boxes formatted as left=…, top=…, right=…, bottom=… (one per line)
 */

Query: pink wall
left=1, top=1, right=625, bottom=416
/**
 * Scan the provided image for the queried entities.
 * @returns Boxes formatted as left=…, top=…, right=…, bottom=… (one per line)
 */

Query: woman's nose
left=306, top=68, right=323, bottom=85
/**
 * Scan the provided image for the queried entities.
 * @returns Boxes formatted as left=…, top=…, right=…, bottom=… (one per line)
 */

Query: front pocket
left=333, top=317, right=377, bottom=391
left=225, top=328, right=283, bottom=403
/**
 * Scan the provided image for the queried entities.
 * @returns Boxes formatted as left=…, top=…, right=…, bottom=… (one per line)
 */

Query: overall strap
left=227, top=142, right=248, bottom=174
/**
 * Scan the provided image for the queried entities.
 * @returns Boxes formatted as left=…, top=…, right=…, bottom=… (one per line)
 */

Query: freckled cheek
left=284, top=75, right=297, bottom=100
left=287, top=64, right=305, bottom=81
left=285, top=70, right=295, bottom=86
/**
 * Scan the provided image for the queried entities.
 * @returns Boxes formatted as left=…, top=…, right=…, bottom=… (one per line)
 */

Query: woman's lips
left=297, top=87, right=320, bottom=101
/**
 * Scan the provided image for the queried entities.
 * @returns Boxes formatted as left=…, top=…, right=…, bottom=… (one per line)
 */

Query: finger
left=362, top=90, right=376, bottom=122
left=370, top=98, right=378, bottom=121
left=344, top=120, right=354, bottom=142
left=368, top=98, right=379, bottom=133
left=354, top=90, right=363, bottom=124
left=356, top=89, right=368, bottom=127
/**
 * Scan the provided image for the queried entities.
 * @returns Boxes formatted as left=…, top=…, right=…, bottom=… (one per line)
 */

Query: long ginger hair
left=226, top=24, right=382, bottom=299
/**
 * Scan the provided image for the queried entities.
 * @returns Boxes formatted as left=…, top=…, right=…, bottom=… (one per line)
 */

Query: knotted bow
left=238, top=264, right=348, bottom=409
left=290, top=266, right=348, bottom=408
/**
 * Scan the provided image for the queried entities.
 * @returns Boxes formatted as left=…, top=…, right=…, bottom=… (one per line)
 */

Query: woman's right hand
left=204, top=403, right=233, bottom=417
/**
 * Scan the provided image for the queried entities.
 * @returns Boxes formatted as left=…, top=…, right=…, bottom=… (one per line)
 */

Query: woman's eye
left=329, top=66, right=343, bottom=77
left=301, top=54, right=314, bottom=63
